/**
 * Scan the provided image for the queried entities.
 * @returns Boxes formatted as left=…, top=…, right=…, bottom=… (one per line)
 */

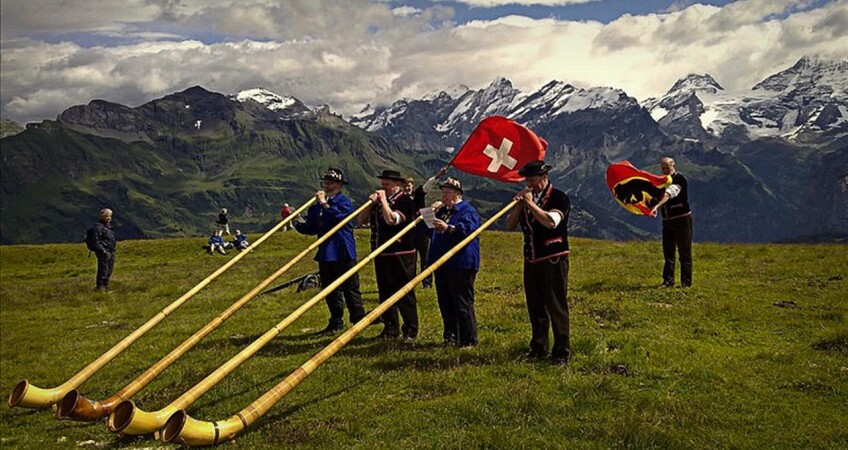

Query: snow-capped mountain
left=351, top=76, right=643, bottom=151
left=645, top=57, right=848, bottom=143
left=232, top=87, right=310, bottom=116
left=345, top=56, right=847, bottom=243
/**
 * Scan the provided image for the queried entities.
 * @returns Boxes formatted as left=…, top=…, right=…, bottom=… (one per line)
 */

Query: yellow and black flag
left=606, top=161, right=672, bottom=217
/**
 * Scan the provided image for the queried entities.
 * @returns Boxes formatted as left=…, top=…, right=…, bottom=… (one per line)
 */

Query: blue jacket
left=295, top=193, right=357, bottom=262
left=427, top=200, right=481, bottom=271
left=209, top=234, right=224, bottom=246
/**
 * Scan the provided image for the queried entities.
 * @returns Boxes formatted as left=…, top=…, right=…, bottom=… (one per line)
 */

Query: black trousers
left=435, top=268, right=478, bottom=346
left=318, top=258, right=365, bottom=329
left=95, top=251, right=115, bottom=288
left=662, top=215, right=693, bottom=287
left=523, top=256, right=570, bottom=359
left=375, top=254, right=418, bottom=338
left=412, top=230, right=432, bottom=284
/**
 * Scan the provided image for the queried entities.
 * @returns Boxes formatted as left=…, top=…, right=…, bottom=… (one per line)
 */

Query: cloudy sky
left=1, top=0, right=845, bottom=124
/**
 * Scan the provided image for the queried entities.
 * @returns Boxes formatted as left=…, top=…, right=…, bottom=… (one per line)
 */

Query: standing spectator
left=295, top=168, right=366, bottom=334
left=280, top=203, right=294, bottom=231
left=428, top=178, right=481, bottom=347
left=233, top=230, right=250, bottom=251
left=207, top=230, right=228, bottom=255
left=650, top=157, right=693, bottom=287
left=92, top=208, right=117, bottom=291
left=405, top=166, right=450, bottom=289
left=358, top=169, right=418, bottom=341
left=505, top=160, right=572, bottom=366
left=216, top=208, right=230, bottom=235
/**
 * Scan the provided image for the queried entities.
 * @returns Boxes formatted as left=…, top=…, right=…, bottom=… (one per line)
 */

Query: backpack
left=296, top=273, right=321, bottom=292
left=85, top=226, right=98, bottom=252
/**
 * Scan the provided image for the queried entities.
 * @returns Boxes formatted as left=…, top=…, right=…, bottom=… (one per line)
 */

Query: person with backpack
left=216, top=208, right=230, bottom=235
left=88, top=208, right=117, bottom=291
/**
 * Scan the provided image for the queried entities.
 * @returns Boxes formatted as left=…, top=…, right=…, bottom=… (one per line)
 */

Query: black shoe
left=315, top=325, right=344, bottom=336
left=551, top=356, right=569, bottom=366
left=373, top=331, right=400, bottom=340
left=523, top=349, right=547, bottom=361
left=422, top=278, right=432, bottom=289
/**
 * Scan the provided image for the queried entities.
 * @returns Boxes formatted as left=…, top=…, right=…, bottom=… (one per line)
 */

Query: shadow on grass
left=249, top=380, right=368, bottom=437
left=578, top=281, right=655, bottom=294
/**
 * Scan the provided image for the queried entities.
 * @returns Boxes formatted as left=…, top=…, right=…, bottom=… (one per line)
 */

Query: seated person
left=207, top=230, right=228, bottom=255
left=233, top=230, right=250, bottom=250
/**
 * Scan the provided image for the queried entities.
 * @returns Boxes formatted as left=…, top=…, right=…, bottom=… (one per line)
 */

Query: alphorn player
left=295, top=168, right=366, bottom=335
left=358, top=169, right=419, bottom=341
left=428, top=177, right=481, bottom=347
left=505, top=160, right=572, bottom=366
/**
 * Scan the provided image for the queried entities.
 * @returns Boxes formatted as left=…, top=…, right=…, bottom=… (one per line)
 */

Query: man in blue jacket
left=428, top=177, right=481, bottom=347
left=295, top=168, right=365, bottom=334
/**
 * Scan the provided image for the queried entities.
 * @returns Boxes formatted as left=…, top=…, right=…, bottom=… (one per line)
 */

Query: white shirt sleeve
left=666, top=184, right=681, bottom=199
left=422, top=176, right=438, bottom=193
left=391, top=211, right=401, bottom=224
left=547, top=210, right=563, bottom=227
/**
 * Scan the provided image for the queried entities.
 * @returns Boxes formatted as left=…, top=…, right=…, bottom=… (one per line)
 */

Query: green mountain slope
left=0, top=87, right=445, bottom=244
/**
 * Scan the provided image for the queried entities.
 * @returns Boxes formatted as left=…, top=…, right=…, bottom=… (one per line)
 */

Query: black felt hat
left=517, top=160, right=552, bottom=177
left=377, top=169, right=405, bottom=182
left=320, top=167, right=348, bottom=184
left=439, top=177, right=464, bottom=194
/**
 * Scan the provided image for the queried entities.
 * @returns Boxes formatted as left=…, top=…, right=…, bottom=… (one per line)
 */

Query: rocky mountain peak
left=753, top=56, right=848, bottom=93
left=666, top=74, right=724, bottom=96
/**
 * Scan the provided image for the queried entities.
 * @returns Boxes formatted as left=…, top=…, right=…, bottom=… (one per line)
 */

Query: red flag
left=451, top=116, right=547, bottom=183
left=606, top=161, right=672, bottom=217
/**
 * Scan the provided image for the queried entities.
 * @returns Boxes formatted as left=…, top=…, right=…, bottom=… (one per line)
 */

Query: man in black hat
left=505, top=160, right=572, bottom=365
left=358, top=169, right=419, bottom=341
left=295, top=168, right=365, bottom=334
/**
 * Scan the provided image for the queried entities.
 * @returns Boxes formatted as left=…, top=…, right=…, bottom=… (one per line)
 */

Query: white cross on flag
left=450, top=116, right=547, bottom=183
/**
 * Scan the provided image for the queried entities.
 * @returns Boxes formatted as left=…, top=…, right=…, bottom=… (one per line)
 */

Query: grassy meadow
left=1, top=229, right=846, bottom=449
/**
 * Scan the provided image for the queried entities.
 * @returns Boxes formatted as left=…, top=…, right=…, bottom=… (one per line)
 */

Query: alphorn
left=163, top=200, right=516, bottom=446
left=109, top=216, right=424, bottom=436
left=7, top=199, right=315, bottom=410
left=56, top=200, right=372, bottom=421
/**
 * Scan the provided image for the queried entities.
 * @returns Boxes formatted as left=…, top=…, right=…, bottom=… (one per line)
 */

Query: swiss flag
left=451, top=116, right=547, bottom=183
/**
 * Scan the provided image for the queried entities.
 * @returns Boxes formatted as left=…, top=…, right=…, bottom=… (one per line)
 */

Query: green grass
left=1, top=231, right=846, bottom=449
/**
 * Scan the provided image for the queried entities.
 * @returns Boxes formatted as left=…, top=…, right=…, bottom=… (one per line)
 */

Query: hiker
left=280, top=203, right=294, bottom=230
left=505, top=160, right=572, bottom=366
left=650, top=157, right=693, bottom=288
left=207, top=230, right=228, bottom=255
left=216, top=208, right=230, bottom=235
left=91, top=208, right=117, bottom=291
left=428, top=177, right=481, bottom=347
left=233, top=230, right=250, bottom=251
left=358, top=169, right=418, bottom=341
left=295, top=168, right=366, bottom=334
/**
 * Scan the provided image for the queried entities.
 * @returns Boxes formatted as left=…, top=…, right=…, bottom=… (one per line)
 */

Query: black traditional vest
left=370, top=190, right=416, bottom=256
left=519, top=183, right=570, bottom=263
left=660, top=172, right=691, bottom=220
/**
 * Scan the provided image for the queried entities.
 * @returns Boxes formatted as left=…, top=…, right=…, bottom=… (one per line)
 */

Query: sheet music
left=420, top=207, right=437, bottom=228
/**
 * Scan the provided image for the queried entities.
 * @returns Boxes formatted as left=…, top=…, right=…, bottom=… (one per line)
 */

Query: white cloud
left=448, top=0, right=597, bottom=6
left=1, top=0, right=845, bottom=124
left=392, top=6, right=422, bottom=17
